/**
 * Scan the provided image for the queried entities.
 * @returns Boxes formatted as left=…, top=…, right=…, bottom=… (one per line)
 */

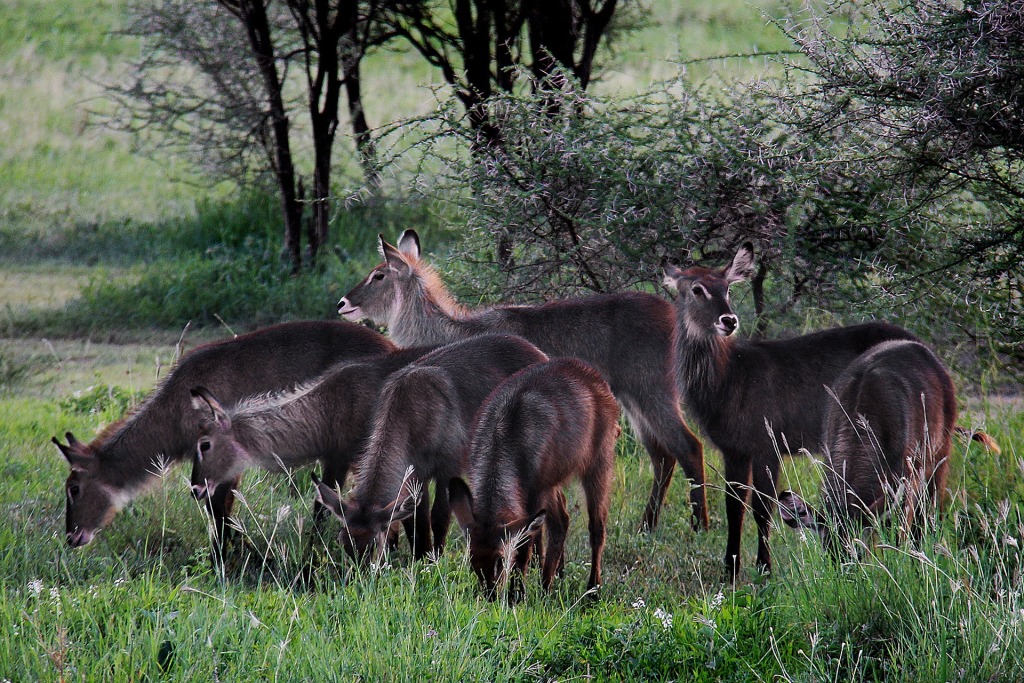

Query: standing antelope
left=52, top=321, right=393, bottom=552
left=663, top=243, right=920, bottom=577
left=337, top=229, right=706, bottom=533
left=778, top=340, right=955, bottom=552
left=188, top=345, right=436, bottom=558
left=449, top=358, right=620, bottom=602
left=313, top=334, right=549, bottom=563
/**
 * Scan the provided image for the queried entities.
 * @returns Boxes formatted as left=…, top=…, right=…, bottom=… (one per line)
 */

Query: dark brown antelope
left=778, top=340, right=955, bottom=552
left=338, top=229, right=707, bottom=533
left=188, top=345, right=436, bottom=550
left=449, top=358, right=620, bottom=602
left=663, top=243, right=921, bottom=577
left=313, top=333, right=549, bottom=564
left=52, top=320, right=394, bottom=551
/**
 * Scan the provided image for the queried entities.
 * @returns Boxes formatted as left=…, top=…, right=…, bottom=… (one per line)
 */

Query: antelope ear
left=448, top=478, right=475, bottom=530
left=397, top=229, right=421, bottom=260
left=525, top=509, right=547, bottom=537
left=778, top=490, right=816, bottom=530
left=52, top=435, right=74, bottom=462
left=505, top=509, right=547, bottom=543
left=387, top=492, right=418, bottom=523
left=724, top=242, right=756, bottom=284
left=379, top=235, right=411, bottom=274
left=662, top=263, right=685, bottom=292
left=312, top=473, right=347, bottom=521
left=190, top=386, right=231, bottom=431
left=53, top=433, right=95, bottom=471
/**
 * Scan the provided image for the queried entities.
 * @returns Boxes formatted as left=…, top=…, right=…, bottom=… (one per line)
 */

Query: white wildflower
left=653, top=607, right=673, bottom=630
left=631, top=597, right=646, bottom=610
left=27, top=579, right=43, bottom=597
left=709, top=591, right=724, bottom=610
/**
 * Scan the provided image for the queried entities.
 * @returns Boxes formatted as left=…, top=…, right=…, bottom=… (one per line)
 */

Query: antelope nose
left=718, top=314, right=739, bottom=336
left=192, top=483, right=208, bottom=501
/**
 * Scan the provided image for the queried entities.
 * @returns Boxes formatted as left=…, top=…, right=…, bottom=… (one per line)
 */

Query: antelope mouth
left=67, top=528, right=95, bottom=548
left=337, top=299, right=363, bottom=321
left=191, top=483, right=209, bottom=502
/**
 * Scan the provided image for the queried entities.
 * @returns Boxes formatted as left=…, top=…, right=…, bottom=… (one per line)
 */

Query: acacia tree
left=383, top=0, right=625, bottom=144
left=109, top=0, right=386, bottom=271
left=773, top=0, right=1024, bottom=359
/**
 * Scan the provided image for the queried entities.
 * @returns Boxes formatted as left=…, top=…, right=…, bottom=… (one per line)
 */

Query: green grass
left=2, top=373, right=1020, bottom=681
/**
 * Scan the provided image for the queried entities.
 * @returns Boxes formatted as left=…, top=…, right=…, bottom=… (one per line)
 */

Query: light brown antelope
left=778, top=340, right=956, bottom=553
left=338, top=229, right=707, bottom=533
left=52, top=321, right=393, bottom=552
left=313, top=334, right=549, bottom=563
left=449, top=358, right=620, bottom=602
left=188, top=345, right=436, bottom=559
left=663, top=243, right=921, bottom=577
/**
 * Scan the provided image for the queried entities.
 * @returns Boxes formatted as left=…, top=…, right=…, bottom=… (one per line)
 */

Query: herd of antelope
left=54, top=232, right=997, bottom=601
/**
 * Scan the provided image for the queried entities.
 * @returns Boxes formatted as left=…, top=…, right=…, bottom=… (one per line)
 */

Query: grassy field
left=2, top=0, right=1022, bottom=680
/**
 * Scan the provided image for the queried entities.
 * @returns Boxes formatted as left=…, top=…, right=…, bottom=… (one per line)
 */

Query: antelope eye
left=68, top=484, right=80, bottom=497
left=198, top=440, right=211, bottom=453
left=691, top=285, right=706, bottom=298
left=371, top=271, right=385, bottom=281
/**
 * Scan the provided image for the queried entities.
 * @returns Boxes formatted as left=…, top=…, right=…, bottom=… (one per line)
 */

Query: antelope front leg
left=751, top=458, right=780, bottom=575
left=430, top=479, right=452, bottom=556
left=542, top=494, right=570, bottom=591
left=723, top=454, right=753, bottom=582
left=411, top=491, right=433, bottom=559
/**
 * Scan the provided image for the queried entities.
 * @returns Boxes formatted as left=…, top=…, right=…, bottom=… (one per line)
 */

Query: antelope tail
left=955, top=426, right=1001, bottom=454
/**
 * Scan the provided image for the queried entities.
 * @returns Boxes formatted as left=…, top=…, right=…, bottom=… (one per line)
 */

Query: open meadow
left=1, top=1, right=1022, bottom=680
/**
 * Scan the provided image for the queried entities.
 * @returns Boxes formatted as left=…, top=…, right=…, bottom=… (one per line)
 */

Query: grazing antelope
left=52, top=321, right=393, bottom=551
left=313, top=334, right=549, bottom=563
left=188, top=345, right=436, bottom=558
left=449, top=358, right=620, bottom=602
left=663, top=243, right=920, bottom=577
left=338, top=229, right=707, bottom=533
left=778, top=340, right=955, bottom=552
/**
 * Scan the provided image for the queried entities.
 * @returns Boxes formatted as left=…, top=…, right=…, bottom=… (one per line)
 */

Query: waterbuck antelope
left=663, top=243, right=921, bottom=577
left=52, top=321, right=393, bottom=551
left=778, top=340, right=955, bottom=553
left=449, top=358, right=620, bottom=602
left=338, top=229, right=707, bottom=533
left=314, top=334, right=549, bottom=563
left=188, top=345, right=436, bottom=556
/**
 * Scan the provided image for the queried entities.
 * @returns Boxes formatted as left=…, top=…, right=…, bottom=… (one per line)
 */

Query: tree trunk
left=344, top=46, right=380, bottom=192
left=225, top=0, right=303, bottom=271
